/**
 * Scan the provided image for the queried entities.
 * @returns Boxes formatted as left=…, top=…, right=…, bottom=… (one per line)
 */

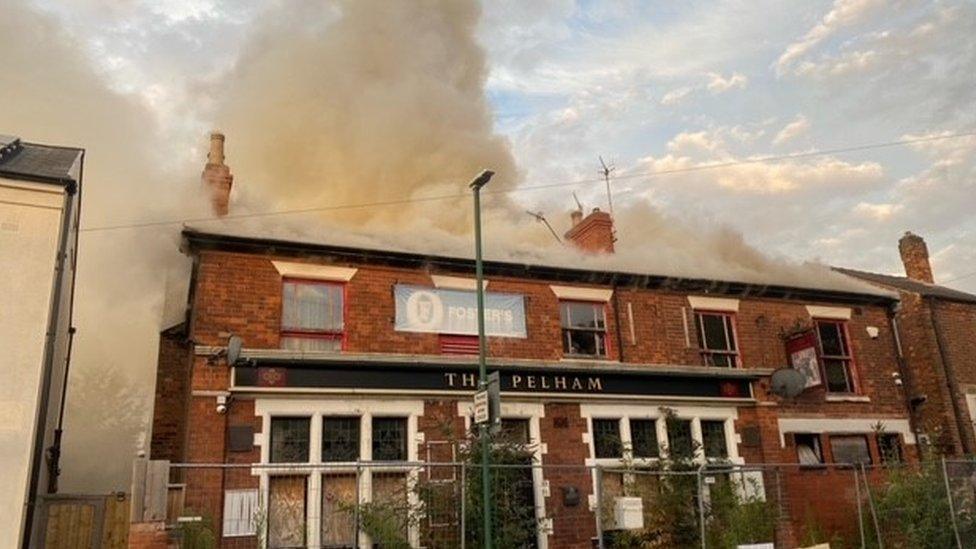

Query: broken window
left=694, top=311, right=739, bottom=368
left=701, top=420, right=729, bottom=459
left=560, top=301, right=607, bottom=357
left=830, top=435, right=872, bottom=465
left=281, top=279, right=344, bottom=351
left=270, top=417, right=310, bottom=463
left=630, top=419, right=659, bottom=458
left=794, top=433, right=824, bottom=465
left=372, top=417, right=408, bottom=461
left=322, top=417, right=360, bottom=462
left=815, top=320, right=856, bottom=393
left=592, top=418, right=622, bottom=458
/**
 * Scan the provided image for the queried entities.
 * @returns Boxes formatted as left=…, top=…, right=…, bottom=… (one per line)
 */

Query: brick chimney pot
left=898, top=231, right=934, bottom=283
left=565, top=208, right=615, bottom=254
left=201, top=131, right=233, bottom=217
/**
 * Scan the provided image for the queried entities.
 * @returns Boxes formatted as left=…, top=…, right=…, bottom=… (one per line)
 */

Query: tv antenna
left=572, top=192, right=584, bottom=213
left=599, top=155, right=615, bottom=218
left=526, top=211, right=563, bottom=245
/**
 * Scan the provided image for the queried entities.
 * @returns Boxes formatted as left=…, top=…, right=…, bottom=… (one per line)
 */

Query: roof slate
left=834, top=267, right=976, bottom=304
left=0, top=139, right=83, bottom=185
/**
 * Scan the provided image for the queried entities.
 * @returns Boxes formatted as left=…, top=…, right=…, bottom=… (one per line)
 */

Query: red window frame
left=559, top=300, right=610, bottom=358
left=813, top=319, right=858, bottom=394
left=693, top=310, right=741, bottom=368
left=280, top=278, right=347, bottom=351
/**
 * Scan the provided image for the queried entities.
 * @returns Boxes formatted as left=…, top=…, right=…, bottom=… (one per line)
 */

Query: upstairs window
left=281, top=280, right=344, bottom=352
left=560, top=301, right=607, bottom=358
left=815, top=320, right=856, bottom=393
left=592, top=419, right=622, bottom=459
left=694, top=311, right=739, bottom=368
left=270, top=417, right=310, bottom=463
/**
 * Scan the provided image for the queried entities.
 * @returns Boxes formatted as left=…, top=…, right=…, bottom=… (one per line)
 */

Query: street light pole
left=469, top=169, right=495, bottom=549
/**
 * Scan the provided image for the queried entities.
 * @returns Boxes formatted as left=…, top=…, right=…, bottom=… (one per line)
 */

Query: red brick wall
left=150, top=328, right=191, bottom=462
left=541, top=403, right=596, bottom=548
left=564, top=209, right=615, bottom=254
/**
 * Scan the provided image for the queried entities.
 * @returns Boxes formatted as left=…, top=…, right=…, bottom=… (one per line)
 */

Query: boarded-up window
left=268, top=476, right=306, bottom=548
left=321, top=474, right=357, bottom=548
left=222, top=489, right=259, bottom=537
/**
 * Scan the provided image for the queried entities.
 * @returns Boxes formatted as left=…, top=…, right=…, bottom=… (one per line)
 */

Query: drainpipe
left=887, top=306, right=923, bottom=461
left=927, top=297, right=973, bottom=455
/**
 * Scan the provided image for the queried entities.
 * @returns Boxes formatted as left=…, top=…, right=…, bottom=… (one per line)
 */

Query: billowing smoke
left=214, top=0, right=519, bottom=231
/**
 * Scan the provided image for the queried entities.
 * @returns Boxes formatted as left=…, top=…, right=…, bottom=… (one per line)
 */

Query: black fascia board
left=181, top=228, right=896, bottom=307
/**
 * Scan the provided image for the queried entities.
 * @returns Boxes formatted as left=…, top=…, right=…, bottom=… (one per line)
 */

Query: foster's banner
left=394, top=284, right=527, bottom=338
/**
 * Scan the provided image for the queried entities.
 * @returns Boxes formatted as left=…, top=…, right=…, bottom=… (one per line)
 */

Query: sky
left=3, top=0, right=974, bottom=490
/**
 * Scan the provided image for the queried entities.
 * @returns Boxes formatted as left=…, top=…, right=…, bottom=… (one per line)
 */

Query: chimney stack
left=202, top=131, right=233, bottom=217
left=898, top=231, right=934, bottom=283
left=564, top=207, right=615, bottom=254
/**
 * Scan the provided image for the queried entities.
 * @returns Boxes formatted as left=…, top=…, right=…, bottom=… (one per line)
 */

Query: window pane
left=830, top=435, right=871, bottom=464
left=323, top=417, right=360, bottom=462
left=795, top=434, right=823, bottom=465
left=270, top=418, right=310, bottom=463
left=824, top=359, right=852, bottom=393
left=280, top=336, right=342, bottom=352
left=630, top=419, right=659, bottom=458
left=818, top=321, right=847, bottom=356
left=500, top=419, right=531, bottom=445
left=372, top=417, right=407, bottom=461
left=561, top=302, right=604, bottom=329
left=667, top=419, right=694, bottom=459
left=699, top=314, right=731, bottom=351
left=703, top=352, right=735, bottom=368
left=282, top=281, right=343, bottom=332
left=268, top=476, right=307, bottom=548
left=592, top=419, right=622, bottom=458
left=701, top=421, right=728, bottom=459
left=563, top=330, right=605, bottom=356
left=878, top=434, right=902, bottom=464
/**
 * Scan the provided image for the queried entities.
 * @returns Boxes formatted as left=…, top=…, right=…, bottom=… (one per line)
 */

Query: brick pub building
left=149, top=134, right=919, bottom=547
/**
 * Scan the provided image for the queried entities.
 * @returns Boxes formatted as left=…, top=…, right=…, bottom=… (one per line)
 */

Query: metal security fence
left=156, top=459, right=974, bottom=549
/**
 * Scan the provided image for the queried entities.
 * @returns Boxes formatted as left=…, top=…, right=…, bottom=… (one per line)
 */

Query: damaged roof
left=834, top=267, right=976, bottom=304
left=0, top=135, right=83, bottom=187
left=182, top=226, right=899, bottom=307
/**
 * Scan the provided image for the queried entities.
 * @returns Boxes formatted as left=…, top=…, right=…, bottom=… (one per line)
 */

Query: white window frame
left=255, top=398, right=423, bottom=548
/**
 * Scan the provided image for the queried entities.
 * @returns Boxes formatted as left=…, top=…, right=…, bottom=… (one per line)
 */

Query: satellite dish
left=770, top=368, right=807, bottom=399
left=226, top=335, right=243, bottom=366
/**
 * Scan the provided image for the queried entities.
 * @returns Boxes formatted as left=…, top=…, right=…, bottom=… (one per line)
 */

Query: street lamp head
left=468, top=169, right=495, bottom=190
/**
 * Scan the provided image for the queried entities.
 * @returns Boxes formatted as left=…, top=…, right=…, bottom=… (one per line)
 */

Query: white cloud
left=707, top=71, right=748, bottom=93
left=776, top=0, right=888, bottom=75
left=660, top=86, right=693, bottom=106
left=854, top=202, right=904, bottom=221
left=772, top=115, right=811, bottom=145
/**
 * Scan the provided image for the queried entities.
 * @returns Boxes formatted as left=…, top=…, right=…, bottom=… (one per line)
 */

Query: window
left=667, top=419, right=694, bottom=459
left=560, top=301, right=608, bottom=357
left=499, top=418, right=532, bottom=445
left=592, top=418, right=622, bottom=458
left=222, top=489, right=259, bottom=537
left=372, top=417, right=408, bottom=461
left=630, top=419, right=659, bottom=458
left=268, top=476, right=307, bottom=548
left=281, top=280, right=344, bottom=351
left=270, top=417, right=310, bottom=463
left=830, top=435, right=872, bottom=465
left=701, top=420, right=729, bottom=459
left=694, top=312, right=739, bottom=368
left=794, top=433, right=824, bottom=465
left=816, top=320, right=856, bottom=393
left=322, top=417, right=360, bottom=462
left=877, top=434, right=903, bottom=464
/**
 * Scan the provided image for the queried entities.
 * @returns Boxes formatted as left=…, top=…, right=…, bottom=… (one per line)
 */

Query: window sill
left=825, top=395, right=871, bottom=403
left=561, top=355, right=609, bottom=362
